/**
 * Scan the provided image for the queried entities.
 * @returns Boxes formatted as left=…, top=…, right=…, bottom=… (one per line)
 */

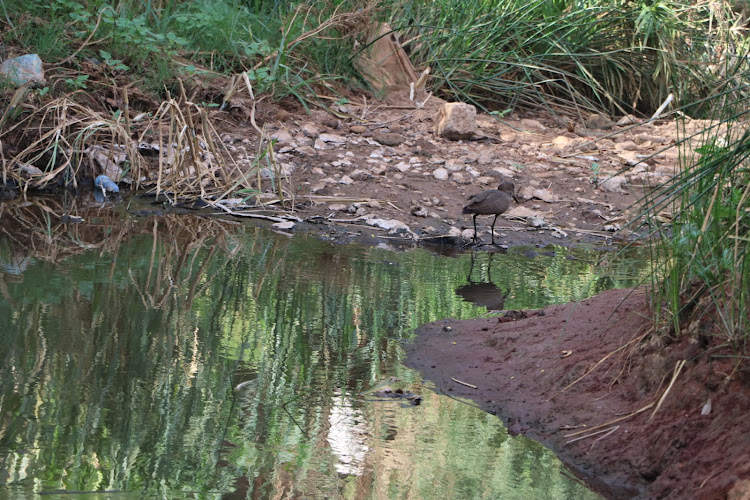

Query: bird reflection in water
left=454, top=251, right=509, bottom=311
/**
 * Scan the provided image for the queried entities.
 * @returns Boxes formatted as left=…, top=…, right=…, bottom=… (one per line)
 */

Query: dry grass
left=0, top=79, right=291, bottom=207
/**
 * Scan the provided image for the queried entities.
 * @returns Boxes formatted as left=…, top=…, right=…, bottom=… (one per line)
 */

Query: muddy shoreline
left=403, top=288, right=750, bottom=499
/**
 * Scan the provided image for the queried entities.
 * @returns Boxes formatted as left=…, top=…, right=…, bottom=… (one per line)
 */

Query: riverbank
left=403, top=287, right=750, bottom=499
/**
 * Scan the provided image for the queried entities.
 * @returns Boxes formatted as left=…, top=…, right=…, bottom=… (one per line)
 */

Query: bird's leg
left=490, top=214, right=499, bottom=245
left=472, top=214, right=480, bottom=244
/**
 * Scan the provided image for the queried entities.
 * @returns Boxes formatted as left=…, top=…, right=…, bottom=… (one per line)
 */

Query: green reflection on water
left=0, top=205, right=650, bottom=499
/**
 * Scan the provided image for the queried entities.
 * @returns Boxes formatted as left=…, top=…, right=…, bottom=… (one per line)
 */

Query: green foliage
left=384, top=0, right=745, bottom=117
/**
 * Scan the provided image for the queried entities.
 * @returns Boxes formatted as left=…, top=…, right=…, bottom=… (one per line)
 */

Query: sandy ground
left=217, top=90, right=694, bottom=249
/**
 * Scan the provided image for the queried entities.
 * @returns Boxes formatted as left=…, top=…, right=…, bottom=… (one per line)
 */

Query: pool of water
left=0, top=201, right=650, bottom=499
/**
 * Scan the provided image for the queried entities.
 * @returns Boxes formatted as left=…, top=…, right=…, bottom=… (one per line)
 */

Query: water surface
left=0, top=201, right=649, bottom=498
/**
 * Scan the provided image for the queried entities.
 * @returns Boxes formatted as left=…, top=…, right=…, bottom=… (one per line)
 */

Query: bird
left=462, top=177, right=518, bottom=245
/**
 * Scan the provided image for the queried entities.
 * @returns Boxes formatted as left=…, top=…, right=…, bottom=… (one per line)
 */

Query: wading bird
left=462, top=177, right=518, bottom=245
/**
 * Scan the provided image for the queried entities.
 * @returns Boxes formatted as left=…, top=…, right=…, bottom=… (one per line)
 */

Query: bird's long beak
left=512, top=192, right=519, bottom=203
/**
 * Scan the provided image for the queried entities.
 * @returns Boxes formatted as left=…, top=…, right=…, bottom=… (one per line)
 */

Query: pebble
left=433, top=167, right=449, bottom=180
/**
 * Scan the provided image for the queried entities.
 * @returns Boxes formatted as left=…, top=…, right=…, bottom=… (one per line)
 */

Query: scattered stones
left=445, top=158, right=465, bottom=171
left=349, top=169, right=372, bottom=181
left=19, top=164, right=43, bottom=177
left=529, top=188, right=559, bottom=203
left=411, top=205, right=428, bottom=217
left=585, top=113, right=615, bottom=130
left=272, top=221, right=296, bottom=230
left=0, top=54, right=45, bottom=87
left=435, top=102, right=477, bottom=140
left=599, top=175, right=628, bottom=193
left=526, top=216, right=547, bottom=228
left=373, top=132, right=406, bottom=146
left=271, top=129, right=294, bottom=144
left=339, top=175, right=354, bottom=185
left=318, top=133, right=347, bottom=144
left=432, top=167, right=449, bottom=180
left=328, top=203, right=348, bottom=211
left=350, top=125, right=367, bottom=134
left=365, top=218, right=414, bottom=236
left=450, top=172, right=468, bottom=184
left=461, top=228, right=476, bottom=240
left=615, top=140, right=638, bottom=151
left=370, top=164, right=387, bottom=176
left=520, top=119, right=546, bottom=132
left=617, top=114, right=639, bottom=126
left=301, top=123, right=320, bottom=138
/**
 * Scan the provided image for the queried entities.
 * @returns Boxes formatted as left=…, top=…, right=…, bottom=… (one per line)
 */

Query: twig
left=649, top=359, right=686, bottom=421
left=565, top=425, right=618, bottom=445
left=564, top=402, right=654, bottom=439
left=451, top=377, right=477, bottom=389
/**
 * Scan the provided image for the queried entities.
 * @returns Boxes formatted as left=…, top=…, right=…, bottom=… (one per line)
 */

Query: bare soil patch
left=403, top=288, right=750, bottom=499
left=214, top=90, right=689, bottom=248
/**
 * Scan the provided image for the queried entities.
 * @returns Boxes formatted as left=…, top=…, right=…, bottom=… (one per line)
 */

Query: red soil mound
left=404, top=288, right=750, bottom=499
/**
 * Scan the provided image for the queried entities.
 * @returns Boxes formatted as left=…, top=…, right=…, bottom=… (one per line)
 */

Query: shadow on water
left=0, top=199, right=653, bottom=499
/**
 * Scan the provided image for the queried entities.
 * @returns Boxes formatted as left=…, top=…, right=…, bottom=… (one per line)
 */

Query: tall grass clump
left=641, top=42, right=750, bottom=349
left=384, top=0, right=746, bottom=118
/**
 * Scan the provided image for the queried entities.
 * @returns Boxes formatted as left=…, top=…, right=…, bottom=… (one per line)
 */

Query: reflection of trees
left=0, top=214, right=646, bottom=498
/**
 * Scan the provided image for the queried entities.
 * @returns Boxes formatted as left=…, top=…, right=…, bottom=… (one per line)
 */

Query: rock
left=350, top=125, right=366, bottom=134
left=349, top=169, right=372, bottom=181
left=433, top=167, right=449, bottom=180
left=340, top=175, right=354, bottom=185
left=368, top=200, right=382, bottom=209
left=435, top=103, right=477, bottom=140
left=615, top=140, right=638, bottom=151
left=552, top=135, right=572, bottom=148
left=507, top=205, right=539, bottom=218
left=301, top=123, right=320, bottom=138
left=271, top=129, right=294, bottom=144
left=370, top=164, right=387, bottom=176
left=450, top=172, right=469, bottom=184
left=585, top=113, right=615, bottom=130
left=411, top=205, right=428, bottom=217
left=328, top=203, right=348, bottom=211
left=394, top=161, right=410, bottom=172
left=449, top=226, right=463, bottom=237
left=604, top=223, right=621, bottom=232
left=366, top=218, right=414, bottom=236
left=461, top=228, right=476, bottom=240
left=445, top=158, right=465, bottom=172
left=489, top=166, right=517, bottom=178
left=272, top=221, right=295, bottom=230
left=617, top=114, right=639, bottom=126
left=322, top=117, right=340, bottom=129
left=296, top=145, right=316, bottom=156
left=319, top=133, right=347, bottom=144
left=526, top=216, right=547, bottom=228
left=0, top=54, right=45, bottom=87
left=520, top=119, right=546, bottom=132
left=477, top=176, right=495, bottom=185
left=466, top=166, right=480, bottom=178
left=599, top=175, right=627, bottom=193
left=532, top=188, right=559, bottom=203
left=373, top=132, right=406, bottom=146
left=348, top=204, right=367, bottom=216
left=19, top=164, right=43, bottom=177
